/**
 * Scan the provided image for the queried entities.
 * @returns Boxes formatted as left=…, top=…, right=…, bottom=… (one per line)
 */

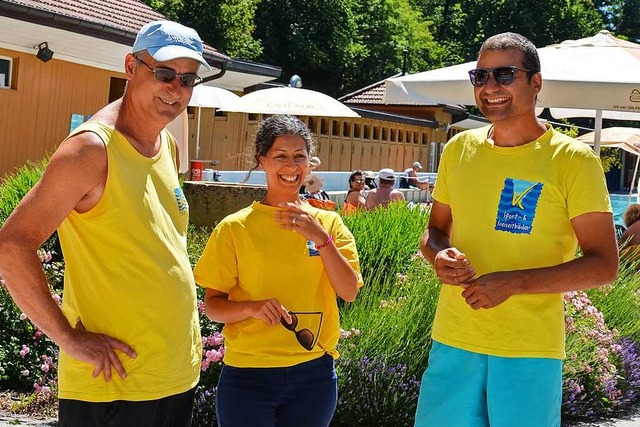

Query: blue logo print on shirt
left=174, top=188, right=188, bottom=213
left=307, top=240, right=320, bottom=257
left=495, top=178, right=543, bottom=235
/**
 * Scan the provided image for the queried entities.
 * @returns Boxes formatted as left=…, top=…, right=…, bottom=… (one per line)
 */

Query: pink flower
left=51, top=293, right=62, bottom=305
left=19, top=313, right=27, bottom=321
left=19, top=345, right=30, bottom=357
left=197, top=300, right=206, bottom=315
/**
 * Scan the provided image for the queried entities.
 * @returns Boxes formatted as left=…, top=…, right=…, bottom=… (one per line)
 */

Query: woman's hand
left=274, top=202, right=329, bottom=244
left=247, top=298, right=292, bottom=326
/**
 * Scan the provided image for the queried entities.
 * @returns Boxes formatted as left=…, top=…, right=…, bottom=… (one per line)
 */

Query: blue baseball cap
left=133, top=21, right=211, bottom=70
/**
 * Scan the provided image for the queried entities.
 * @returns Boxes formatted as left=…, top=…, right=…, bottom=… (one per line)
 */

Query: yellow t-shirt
left=57, top=121, right=201, bottom=402
left=194, top=201, right=364, bottom=368
left=431, top=125, right=611, bottom=359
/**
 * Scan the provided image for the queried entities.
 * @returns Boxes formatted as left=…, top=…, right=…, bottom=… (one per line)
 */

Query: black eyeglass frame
left=468, top=66, right=534, bottom=87
left=136, top=57, right=202, bottom=88
left=280, top=311, right=323, bottom=351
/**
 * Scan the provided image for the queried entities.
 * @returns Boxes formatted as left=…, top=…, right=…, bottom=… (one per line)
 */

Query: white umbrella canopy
left=577, top=127, right=640, bottom=201
left=189, top=85, right=240, bottom=108
left=576, top=127, right=640, bottom=155
left=220, top=87, right=360, bottom=118
left=384, top=30, right=640, bottom=154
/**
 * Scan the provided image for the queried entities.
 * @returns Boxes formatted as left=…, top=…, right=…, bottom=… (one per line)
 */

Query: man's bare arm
left=420, top=201, right=475, bottom=285
left=0, top=132, right=136, bottom=380
left=462, top=212, right=619, bottom=309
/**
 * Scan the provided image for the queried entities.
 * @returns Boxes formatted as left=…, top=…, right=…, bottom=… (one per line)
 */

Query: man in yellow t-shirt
left=415, top=33, right=619, bottom=427
left=0, top=21, right=208, bottom=426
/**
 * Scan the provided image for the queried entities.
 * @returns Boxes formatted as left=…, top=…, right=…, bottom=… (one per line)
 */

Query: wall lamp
left=36, top=42, right=54, bottom=63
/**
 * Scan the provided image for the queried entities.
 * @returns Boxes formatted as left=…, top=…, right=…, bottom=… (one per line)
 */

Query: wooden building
left=187, top=78, right=468, bottom=174
left=0, top=0, right=281, bottom=180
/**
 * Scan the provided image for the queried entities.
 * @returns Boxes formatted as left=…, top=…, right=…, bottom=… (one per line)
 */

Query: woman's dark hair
left=348, top=170, right=364, bottom=189
left=243, top=115, right=315, bottom=182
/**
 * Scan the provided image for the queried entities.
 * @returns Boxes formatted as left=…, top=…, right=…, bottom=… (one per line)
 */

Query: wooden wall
left=188, top=111, right=453, bottom=174
left=0, top=47, right=121, bottom=179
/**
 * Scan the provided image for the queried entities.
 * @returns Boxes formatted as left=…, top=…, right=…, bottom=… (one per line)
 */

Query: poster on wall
left=69, top=114, right=85, bottom=132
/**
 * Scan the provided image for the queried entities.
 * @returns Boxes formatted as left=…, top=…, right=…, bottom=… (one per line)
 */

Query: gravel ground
left=0, top=414, right=56, bottom=426
left=562, top=405, right=640, bottom=427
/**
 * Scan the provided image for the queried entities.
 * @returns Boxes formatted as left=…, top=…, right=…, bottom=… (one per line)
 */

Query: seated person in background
left=401, top=161, right=432, bottom=190
left=365, top=168, right=405, bottom=210
left=300, top=156, right=322, bottom=193
left=363, top=171, right=377, bottom=190
left=620, top=204, right=640, bottom=263
left=304, top=173, right=335, bottom=210
left=344, top=170, right=367, bottom=212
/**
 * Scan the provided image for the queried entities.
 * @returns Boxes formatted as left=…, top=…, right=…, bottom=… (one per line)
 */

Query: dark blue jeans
left=216, top=354, right=338, bottom=427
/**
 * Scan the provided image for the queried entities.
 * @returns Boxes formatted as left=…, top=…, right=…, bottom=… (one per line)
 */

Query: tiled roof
left=340, top=82, right=386, bottom=104
left=339, top=74, right=467, bottom=113
left=339, top=76, right=398, bottom=105
left=0, top=0, right=225, bottom=58
left=6, top=0, right=165, bottom=34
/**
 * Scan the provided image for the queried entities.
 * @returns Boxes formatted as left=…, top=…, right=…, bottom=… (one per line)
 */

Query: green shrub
left=0, top=253, right=60, bottom=393
left=0, top=159, right=47, bottom=226
left=587, top=263, right=640, bottom=341
left=341, top=202, right=429, bottom=297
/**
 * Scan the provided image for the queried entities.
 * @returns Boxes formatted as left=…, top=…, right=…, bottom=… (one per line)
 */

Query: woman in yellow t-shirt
left=194, top=115, right=363, bottom=427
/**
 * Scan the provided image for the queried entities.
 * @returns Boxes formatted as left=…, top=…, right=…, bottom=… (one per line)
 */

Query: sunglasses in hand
left=468, top=66, right=532, bottom=87
left=280, top=311, right=323, bottom=351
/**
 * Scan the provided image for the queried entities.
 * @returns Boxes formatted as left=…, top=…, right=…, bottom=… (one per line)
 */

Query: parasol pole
left=594, top=110, right=602, bottom=157
left=196, top=106, right=202, bottom=159
left=629, top=154, right=640, bottom=204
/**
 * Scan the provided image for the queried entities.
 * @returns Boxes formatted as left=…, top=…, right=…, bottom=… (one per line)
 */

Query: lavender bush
left=333, top=356, right=421, bottom=427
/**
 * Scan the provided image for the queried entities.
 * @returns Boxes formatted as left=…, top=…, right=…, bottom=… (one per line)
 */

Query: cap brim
left=147, top=45, right=211, bottom=70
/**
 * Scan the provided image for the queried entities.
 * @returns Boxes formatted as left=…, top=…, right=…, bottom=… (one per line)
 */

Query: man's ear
left=124, top=53, right=137, bottom=80
left=532, top=72, right=542, bottom=94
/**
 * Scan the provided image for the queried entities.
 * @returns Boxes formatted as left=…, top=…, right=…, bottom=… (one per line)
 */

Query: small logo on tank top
left=174, top=187, right=188, bottom=213
left=495, top=178, right=542, bottom=234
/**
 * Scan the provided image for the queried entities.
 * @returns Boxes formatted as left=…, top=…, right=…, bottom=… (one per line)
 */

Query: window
left=332, top=120, right=340, bottom=136
left=354, top=124, right=361, bottom=138
left=320, top=119, right=329, bottom=135
left=0, top=56, right=12, bottom=89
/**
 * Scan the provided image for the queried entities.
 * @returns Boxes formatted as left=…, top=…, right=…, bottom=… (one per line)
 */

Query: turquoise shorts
left=414, top=341, right=562, bottom=427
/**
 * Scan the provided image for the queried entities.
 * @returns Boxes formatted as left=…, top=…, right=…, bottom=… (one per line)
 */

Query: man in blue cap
left=0, top=21, right=209, bottom=426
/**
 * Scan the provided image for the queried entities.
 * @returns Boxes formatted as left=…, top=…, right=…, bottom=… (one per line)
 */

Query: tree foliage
left=139, top=0, right=632, bottom=93
left=141, top=0, right=262, bottom=60
left=417, top=0, right=605, bottom=63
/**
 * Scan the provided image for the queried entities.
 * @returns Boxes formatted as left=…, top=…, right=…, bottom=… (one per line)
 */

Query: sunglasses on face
left=280, top=311, right=323, bottom=351
left=353, top=179, right=365, bottom=184
left=468, top=66, right=532, bottom=87
left=137, top=57, right=202, bottom=88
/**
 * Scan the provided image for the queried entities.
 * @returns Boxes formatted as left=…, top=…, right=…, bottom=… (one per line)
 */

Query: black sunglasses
left=137, top=57, right=202, bottom=88
left=280, top=311, right=323, bottom=351
left=468, top=66, right=532, bottom=87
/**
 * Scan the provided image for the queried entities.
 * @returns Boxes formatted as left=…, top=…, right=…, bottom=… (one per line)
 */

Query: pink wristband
left=316, top=234, right=334, bottom=250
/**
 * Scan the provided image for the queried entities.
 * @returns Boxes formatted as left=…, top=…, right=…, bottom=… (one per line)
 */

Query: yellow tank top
left=57, top=121, right=201, bottom=402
